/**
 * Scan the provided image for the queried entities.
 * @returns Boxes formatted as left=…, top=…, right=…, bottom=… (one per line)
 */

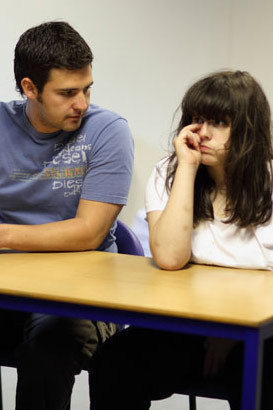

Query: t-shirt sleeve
left=80, top=118, right=134, bottom=205
left=145, top=159, right=169, bottom=213
left=253, top=216, right=273, bottom=270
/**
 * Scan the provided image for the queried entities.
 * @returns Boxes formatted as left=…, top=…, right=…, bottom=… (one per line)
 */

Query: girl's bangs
left=183, top=81, right=233, bottom=121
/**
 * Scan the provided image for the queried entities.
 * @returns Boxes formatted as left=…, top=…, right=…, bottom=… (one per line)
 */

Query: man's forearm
left=0, top=218, right=103, bottom=251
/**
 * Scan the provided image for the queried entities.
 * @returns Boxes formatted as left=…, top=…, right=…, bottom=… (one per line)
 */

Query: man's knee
left=23, top=315, right=118, bottom=364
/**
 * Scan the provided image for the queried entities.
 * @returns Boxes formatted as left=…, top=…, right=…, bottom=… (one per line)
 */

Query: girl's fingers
left=181, top=123, right=202, bottom=133
left=176, top=130, right=200, bottom=150
left=185, top=132, right=200, bottom=150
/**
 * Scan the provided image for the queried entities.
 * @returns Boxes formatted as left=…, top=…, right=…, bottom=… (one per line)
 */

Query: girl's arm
left=147, top=123, right=201, bottom=270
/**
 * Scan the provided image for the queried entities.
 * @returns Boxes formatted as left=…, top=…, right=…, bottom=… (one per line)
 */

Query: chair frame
left=178, top=381, right=228, bottom=409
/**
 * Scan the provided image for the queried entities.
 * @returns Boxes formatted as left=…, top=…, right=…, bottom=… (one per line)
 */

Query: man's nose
left=73, top=93, right=89, bottom=111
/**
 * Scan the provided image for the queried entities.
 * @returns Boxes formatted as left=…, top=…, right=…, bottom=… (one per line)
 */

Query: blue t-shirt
left=0, top=101, right=134, bottom=251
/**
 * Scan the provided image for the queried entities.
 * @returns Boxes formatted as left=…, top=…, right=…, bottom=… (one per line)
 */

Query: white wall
left=229, top=0, right=273, bottom=106
left=0, top=0, right=271, bottom=224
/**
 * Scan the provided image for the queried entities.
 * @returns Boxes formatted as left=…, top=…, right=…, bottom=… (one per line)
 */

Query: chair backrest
left=115, top=220, right=145, bottom=256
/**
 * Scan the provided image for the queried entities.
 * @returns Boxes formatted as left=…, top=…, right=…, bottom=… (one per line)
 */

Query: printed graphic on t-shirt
left=9, top=133, right=91, bottom=197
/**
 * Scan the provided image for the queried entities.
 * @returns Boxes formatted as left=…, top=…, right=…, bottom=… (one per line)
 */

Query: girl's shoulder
left=145, top=157, right=171, bottom=213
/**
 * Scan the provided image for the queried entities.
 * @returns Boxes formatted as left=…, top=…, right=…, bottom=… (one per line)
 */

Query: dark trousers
left=0, top=309, right=110, bottom=410
left=90, top=326, right=273, bottom=410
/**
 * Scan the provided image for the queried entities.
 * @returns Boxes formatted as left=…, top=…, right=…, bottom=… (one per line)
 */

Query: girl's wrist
left=176, top=161, right=199, bottom=175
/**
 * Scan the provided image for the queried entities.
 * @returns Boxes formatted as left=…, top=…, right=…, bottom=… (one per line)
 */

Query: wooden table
left=1, top=249, right=273, bottom=410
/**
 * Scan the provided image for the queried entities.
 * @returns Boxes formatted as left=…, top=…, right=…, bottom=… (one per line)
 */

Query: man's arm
left=0, top=199, right=121, bottom=251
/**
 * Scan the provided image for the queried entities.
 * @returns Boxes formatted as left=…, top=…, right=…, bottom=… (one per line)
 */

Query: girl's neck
left=207, top=165, right=226, bottom=193
left=207, top=165, right=228, bottom=219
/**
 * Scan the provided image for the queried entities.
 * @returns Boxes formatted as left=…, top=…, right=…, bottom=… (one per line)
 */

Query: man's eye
left=84, top=86, right=91, bottom=95
left=60, top=91, right=74, bottom=97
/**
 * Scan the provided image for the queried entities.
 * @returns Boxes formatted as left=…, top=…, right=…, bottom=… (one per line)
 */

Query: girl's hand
left=173, top=123, right=202, bottom=168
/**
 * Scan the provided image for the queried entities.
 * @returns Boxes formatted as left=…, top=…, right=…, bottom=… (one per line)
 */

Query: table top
left=0, top=250, right=273, bottom=327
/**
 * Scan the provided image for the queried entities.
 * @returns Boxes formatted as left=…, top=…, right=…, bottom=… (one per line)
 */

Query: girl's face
left=192, top=116, right=231, bottom=168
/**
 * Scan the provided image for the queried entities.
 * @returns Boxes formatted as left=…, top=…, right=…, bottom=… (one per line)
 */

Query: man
left=0, top=21, right=134, bottom=409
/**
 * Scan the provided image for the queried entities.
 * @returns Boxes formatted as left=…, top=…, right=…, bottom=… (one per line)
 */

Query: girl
left=90, top=71, right=273, bottom=410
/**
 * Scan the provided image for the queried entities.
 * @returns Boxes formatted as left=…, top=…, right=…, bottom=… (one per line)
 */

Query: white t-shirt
left=145, top=159, right=273, bottom=270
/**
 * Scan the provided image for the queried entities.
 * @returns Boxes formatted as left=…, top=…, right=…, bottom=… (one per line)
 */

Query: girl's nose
left=198, top=121, right=212, bottom=140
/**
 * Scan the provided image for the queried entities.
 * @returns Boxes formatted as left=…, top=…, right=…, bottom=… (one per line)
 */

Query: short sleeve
left=81, top=118, right=134, bottom=205
left=145, top=158, right=169, bottom=213
left=253, top=216, right=273, bottom=270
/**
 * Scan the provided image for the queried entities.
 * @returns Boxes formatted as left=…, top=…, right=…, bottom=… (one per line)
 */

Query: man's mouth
left=67, top=115, right=81, bottom=120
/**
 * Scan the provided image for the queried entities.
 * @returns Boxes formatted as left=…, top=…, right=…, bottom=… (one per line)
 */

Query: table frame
left=0, top=292, right=271, bottom=410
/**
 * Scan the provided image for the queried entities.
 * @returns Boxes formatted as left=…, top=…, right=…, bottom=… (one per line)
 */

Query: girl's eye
left=192, top=116, right=203, bottom=124
left=213, top=119, right=229, bottom=127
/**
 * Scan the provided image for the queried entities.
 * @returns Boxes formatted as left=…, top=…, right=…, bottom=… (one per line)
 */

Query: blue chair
left=115, top=219, right=145, bottom=256
left=0, top=219, right=144, bottom=409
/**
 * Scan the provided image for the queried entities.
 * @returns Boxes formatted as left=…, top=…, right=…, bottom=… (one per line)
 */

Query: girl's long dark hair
left=166, top=71, right=273, bottom=227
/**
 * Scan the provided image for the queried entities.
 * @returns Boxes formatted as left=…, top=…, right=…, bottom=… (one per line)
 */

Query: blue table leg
left=242, top=328, right=263, bottom=410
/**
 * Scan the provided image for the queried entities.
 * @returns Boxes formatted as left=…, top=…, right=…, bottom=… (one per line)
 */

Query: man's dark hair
left=14, top=21, right=93, bottom=95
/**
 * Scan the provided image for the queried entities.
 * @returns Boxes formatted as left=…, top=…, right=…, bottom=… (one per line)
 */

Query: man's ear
left=21, top=78, right=38, bottom=99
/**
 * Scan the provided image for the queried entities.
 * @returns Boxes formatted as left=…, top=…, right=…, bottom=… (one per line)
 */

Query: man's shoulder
left=83, top=104, right=127, bottom=126
left=0, top=100, right=25, bottom=118
left=78, top=104, right=133, bottom=150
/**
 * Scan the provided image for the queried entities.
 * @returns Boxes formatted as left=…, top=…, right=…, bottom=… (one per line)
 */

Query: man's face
left=30, top=65, right=93, bottom=133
